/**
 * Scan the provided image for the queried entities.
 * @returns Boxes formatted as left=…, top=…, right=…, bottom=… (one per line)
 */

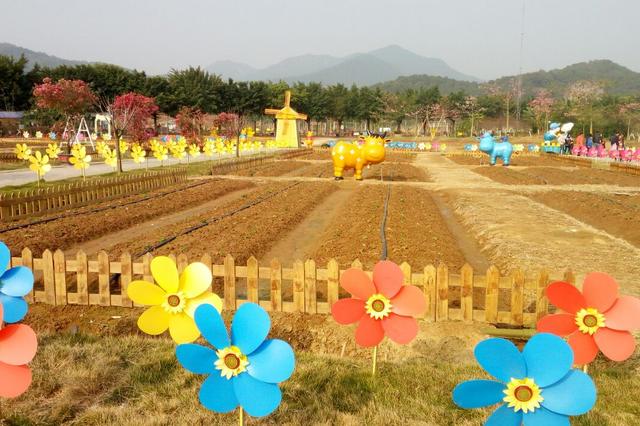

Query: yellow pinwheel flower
left=131, top=144, right=146, bottom=164
left=102, top=147, right=118, bottom=168
left=152, top=145, right=168, bottom=162
left=170, top=141, right=186, bottom=160
left=119, top=140, right=129, bottom=154
left=69, top=145, right=92, bottom=172
left=28, top=151, right=51, bottom=182
left=188, top=143, right=201, bottom=158
left=95, top=140, right=108, bottom=156
left=127, top=257, right=223, bottom=344
left=203, top=140, right=216, bottom=157
left=45, top=142, right=61, bottom=159
left=14, top=143, right=32, bottom=160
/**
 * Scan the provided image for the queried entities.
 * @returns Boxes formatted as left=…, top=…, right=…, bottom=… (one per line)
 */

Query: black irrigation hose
left=133, top=181, right=302, bottom=259
left=0, top=180, right=212, bottom=234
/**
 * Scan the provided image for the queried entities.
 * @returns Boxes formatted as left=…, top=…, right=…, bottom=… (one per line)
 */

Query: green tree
left=164, top=67, right=223, bottom=115
left=0, top=54, right=31, bottom=110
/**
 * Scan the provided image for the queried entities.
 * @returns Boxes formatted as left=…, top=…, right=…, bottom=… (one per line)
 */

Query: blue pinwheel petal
left=247, top=339, right=295, bottom=384
left=523, top=333, right=573, bottom=387
left=541, top=370, right=597, bottom=416
left=474, top=338, right=526, bottom=383
left=199, top=373, right=238, bottom=413
left=0, top=294, right=28, bottom=323
left=0, top=266, right=34, bottom=297
left=523, top=407, right=570, bottom=426
left=176, top=344, right=217, bottom=374
left=452, top=380, right=505, bottom=409
left=0, top=242, right=9, bottom=274
left=485, top=404, right=522, bottom=426
left=233, top=372, right=282, bottom=417
left=231, top=303, right=270, bottom=355
left=194, top=303, right=230, bottom=349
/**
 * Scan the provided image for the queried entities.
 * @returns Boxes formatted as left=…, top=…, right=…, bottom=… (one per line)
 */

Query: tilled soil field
left=0, top=179, right=254, bottom=256
left=303, top=149, right=417, bottom=163
left=109, top=181, right=337, bottom=263
left=311, top=185, right=466, bottom=269
left=529, top=191, right=640, bottom=247
left=293, top=161, right=431, bottom=182
left=447, top=154, right=568, bottom=167
left=473, top=165, right=640, bottom=186
left=226, top=160, right=309, bottom=177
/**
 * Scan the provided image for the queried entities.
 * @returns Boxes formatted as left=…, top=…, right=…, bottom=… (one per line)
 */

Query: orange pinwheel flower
left=331, top=260, right=426, bottom=347
left=537, top=272, right=640, bottom=365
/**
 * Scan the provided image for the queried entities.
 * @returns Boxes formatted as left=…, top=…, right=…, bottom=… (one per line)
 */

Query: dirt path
left=260, top=187, right=356, bottom=264
left=66, top=186, right=257, bottom=256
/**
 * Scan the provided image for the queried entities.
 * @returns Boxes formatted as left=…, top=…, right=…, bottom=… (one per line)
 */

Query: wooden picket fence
left=0, top=169, right=188, bottom=221
left=9, top=248, right=575, bottom=327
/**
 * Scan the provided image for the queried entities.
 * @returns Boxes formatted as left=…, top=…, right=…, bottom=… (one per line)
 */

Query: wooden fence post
left=536, top=270, right=550, bottom=320
left=485, top=265, right=500, bottom=323
left=270, top=259, right=282, bottom=312
left=21, top=248, right=34, bottom=303
left=247, top=256, right=259, bottom=304
left=304, top=259, right=317, bottom=314
left=460, top=263, right=473, bottom=322
left=436, top=263, right=449, bottom=321
left=76, top=250, right=89, bottom=305
left=41, top=250, right=55, bottom=305
left=97, top=251, right=111, bottom=306
left=53, top=250, right=67, bottom=306
left=511, top=268, right=525, bottom=326
left=224, top=255, right=236, bottom=310
left=293, top=260, right=305, bottom=312
left=120, top=252, right=133, bottom=308
left=423, top=265, right=436, bottom=321
left=326, top=259, right=339, bottom=308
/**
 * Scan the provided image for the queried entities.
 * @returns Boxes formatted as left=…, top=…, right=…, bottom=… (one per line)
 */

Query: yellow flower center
left=575, top=308, right=605, bottom=335
left=162, top=292, right=186, bottom=314
left=503, top=378, right=543, bottom=413
left=215, top=346, right=249, bottom=379
left=365, top=294, right=392, bottom=320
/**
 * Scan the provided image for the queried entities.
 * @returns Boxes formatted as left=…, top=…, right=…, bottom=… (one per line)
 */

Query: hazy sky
left=1, top=0, right=637, bottom=80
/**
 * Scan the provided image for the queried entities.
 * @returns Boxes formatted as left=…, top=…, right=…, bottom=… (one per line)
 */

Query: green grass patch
left=0, top=333, right=637, bottom=425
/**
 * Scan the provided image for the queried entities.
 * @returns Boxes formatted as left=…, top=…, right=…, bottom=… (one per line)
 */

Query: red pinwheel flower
left=0, top=304, right=38, bottom=398
left=331, top=260, right=426, bottom=347
left=537, top=272, right=640, bottom=365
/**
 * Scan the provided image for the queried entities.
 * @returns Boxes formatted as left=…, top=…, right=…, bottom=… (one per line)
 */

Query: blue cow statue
left=479, top=132, right=513, bottom=166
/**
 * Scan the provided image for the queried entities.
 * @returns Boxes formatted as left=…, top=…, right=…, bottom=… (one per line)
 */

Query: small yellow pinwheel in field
left=119, top=140, right=129, bottom=154
left=45, top=142, right=61, bottom=159
left=101, top=147, right=118, bottom=169
left=152, top=144, right=168, bottom=164
left=127, top=257, right=223, bottom=344
left=203, top=139, right=216, bottom=157
left=102, top=133, right=112, bottom=141
left=187, top=143, right=200, bottom=159
left=69, top=145, right=92, bottom=178
left=28, top=151, right=51, bottom=185
left=170, top=140, right=187, bottom=160
left=95, top=140, right=108, bottom=156
left=35, top=131, right=43, bottom=139
left=14, top=143, right=32, bottom=160
left=131, top=144, right=146, bottom=165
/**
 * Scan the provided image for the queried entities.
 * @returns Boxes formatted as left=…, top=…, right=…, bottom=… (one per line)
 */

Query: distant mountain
left=206, top=45, right=479, bottom=85
left=375, top=60, right=640, bottom=96
left=0, top=42, right=87, bottom=70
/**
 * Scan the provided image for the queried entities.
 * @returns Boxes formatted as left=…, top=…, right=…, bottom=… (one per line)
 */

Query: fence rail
left=10, top=248, right=575, bottom=327
left=0, top=169, right=188, bottom=221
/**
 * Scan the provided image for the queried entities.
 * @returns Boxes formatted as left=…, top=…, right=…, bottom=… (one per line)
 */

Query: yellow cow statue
left=331, top=135, right=386, bottom=180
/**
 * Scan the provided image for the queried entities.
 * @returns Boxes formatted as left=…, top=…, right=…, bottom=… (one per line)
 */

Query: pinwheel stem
left=583, top=364, right=589, bottom=374
left=238, top=408, right=244, bottom=426
left=372, top=345, right=378, bottom=376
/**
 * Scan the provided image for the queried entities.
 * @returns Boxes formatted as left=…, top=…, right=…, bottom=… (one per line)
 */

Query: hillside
left=375, top=60, right=640, bottom=96
left=0, top=42, right=87, bottom=70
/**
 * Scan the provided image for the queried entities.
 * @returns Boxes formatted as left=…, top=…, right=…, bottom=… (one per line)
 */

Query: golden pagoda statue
left=265, top=90, right=307, bottom=148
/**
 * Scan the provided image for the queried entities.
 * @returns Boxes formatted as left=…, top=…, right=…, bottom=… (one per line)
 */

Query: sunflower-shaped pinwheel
left=188, top=143, right=201, bottom=160
left=45, top=142, right=61, bottom=159
left=14, top=143, right=32, bottom=160
left=69, top=145, right=91, bottom=178
left=453, top=333, right=597, bottom=425
left=95, top=140, right=108, bottom=156
left=28, top=151, right=51, bottom=184
left=176, top=303, right=295, bottom=420
left=0, top=242, right=34, bottom=324
left=127, top=256, right=222, bottom=344
left=0, top=303, right=38, bottom=398
left=331, top=260, right=426, bottom=347
left=537, top=272, right=640, bottom=365
left=130, top=144, right=146, bottom=165
left=119, top=139, right=129, bottom=155
left=101, top=147, right=118, bottom=169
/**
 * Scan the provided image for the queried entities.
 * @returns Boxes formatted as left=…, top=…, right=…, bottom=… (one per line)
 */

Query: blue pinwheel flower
left=176, top=302, right=295, bottom=418
left=0, top=242, right=34, bottom=324
left=453, top=333, right=597, bottom=425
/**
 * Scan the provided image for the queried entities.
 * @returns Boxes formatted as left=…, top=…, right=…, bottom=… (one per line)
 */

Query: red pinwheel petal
left=340, top=268, right=375, bottom=300
left=0, top=324, right=38, bottom=365
left=355, top=315, right=384, bottom=347
left=382, top=313, right=419, bottom=345
left=331, top=298, right=365, bottom=324
left=536, top=313, right=578, bottom=336
left=603, top=296, right=640, bottom=331
left=390, top=285, right=426, bottom=317
left=594, top=328, right=636, bottom=362
left=583, top=272, right=618, bottom=312
left=372, top=260, right=404, bottom=298
left=546, top=281, right=586, bottom=314
left=567, top=331, right=599, bottom=365
left=0, top=362, right=31, bottom=398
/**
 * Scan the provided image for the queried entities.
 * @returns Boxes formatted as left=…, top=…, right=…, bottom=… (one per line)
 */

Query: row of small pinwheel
left=21, top=131, right=112, bottom=141
left=0, top=242, right=37, bottom=399
left=14, top=143, right=63, bottom=185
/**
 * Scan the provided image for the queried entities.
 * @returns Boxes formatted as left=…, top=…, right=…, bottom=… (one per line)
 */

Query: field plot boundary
left=11, top=248, right=579, bottom=328
left=0, top=168, right=188, bottom=220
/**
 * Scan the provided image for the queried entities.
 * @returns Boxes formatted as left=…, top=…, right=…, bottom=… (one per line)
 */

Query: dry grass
left=0, top=332, right=638, bottom=425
